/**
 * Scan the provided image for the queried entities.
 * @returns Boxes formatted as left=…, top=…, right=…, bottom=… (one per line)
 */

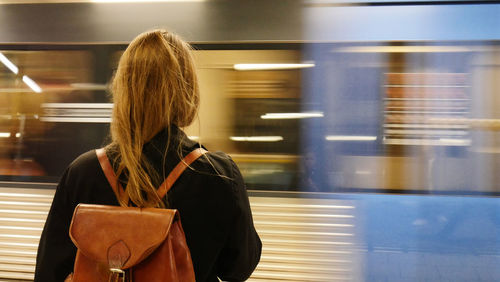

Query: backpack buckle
left=110, top=268, right=126, bottom=282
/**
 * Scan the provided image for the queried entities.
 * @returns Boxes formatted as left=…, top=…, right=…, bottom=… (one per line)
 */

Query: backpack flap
left=69, top=204, right=177, bottom=270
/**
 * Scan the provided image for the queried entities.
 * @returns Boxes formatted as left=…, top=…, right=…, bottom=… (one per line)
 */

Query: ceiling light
left=234, top=63, right=315, bottom=71
left=325, top=135, right=377, bottom=141
left=0, top=132, right=11, bottom=138
left=230, top=136, right=283, bottom=142
left=22, top=75, right=42, bottom=93
left=0, top=52, right=19, bottom=74
left=261, top=112, right=324, bottom=119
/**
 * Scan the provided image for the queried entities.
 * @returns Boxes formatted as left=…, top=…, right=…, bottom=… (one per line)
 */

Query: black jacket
left=34, top=127, right=262, bottom=282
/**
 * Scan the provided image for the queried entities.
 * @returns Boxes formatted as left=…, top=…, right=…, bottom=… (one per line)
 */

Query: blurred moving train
left=0, top=0, right=499, bottom=281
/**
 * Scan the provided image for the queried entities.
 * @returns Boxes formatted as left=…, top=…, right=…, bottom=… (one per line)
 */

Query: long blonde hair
left=109, top=30, right=199, bottom=207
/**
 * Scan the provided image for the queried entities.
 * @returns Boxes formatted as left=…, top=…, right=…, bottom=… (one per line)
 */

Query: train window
left=187, top=50, right=303, bottom=190
left=0, top=50, right=105, bottom=182
left=308, top=42, right=500, bottom=195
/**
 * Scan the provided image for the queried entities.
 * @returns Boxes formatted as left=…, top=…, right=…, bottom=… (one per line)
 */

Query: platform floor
left=0, top=186, right=498, bottom=281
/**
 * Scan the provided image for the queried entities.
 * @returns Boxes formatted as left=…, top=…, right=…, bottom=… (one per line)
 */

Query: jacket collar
left=144, top=125, right=200, bottom=155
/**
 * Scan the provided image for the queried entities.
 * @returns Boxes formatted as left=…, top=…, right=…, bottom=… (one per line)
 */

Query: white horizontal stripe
left=384, top=138, right=471, bottom=146
left=326, top=135, right=377, bottom=141
left=0, top=250, right=37, bottom=256
left=40, top=117, right=112, bottom=123
left=254, top=221, right=354, bottom=228
left=0, top=217, right=45, bottom=223
left=0, top=192, right=53, bottom=198
left=41, top=103, right=113, bottom=108
left=250, top=271, right=350, bottom=281
left=230, top=136, right=283, bottom=142
left=263, top=238, right=353, bottom=245
left=263, top=246, right=352, bottom=255
left=385, top=129, right=468, bottom=135
left=0, top=257, right=36, bottom=265
left=0, top=234, right=40, bottom=239
left=0, top=201, right=50, bottom=207
left=257, top=262, right=351, bottom=272
left=0, top=209, right=48, bottom=215
left=260, top=255, right=351, bottom=264
left=385, top=123, right=469, bottom=129
left=253, top=212, right=353, bottom=218
left=0, top=226, right=42, bottom=231
left=258, top=230, right=353, bottom=237
left=252, top=203, right=354, bottom=209
left=0, top=242, right=38, bottom=247
left=69, top=83, right=108, bottom=90
left=261, top=112, right=324, bottom=119
left=234, top=63, right=315, bottom=71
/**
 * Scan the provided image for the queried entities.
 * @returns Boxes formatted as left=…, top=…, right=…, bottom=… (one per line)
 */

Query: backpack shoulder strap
left=96, top=147, right=208, bottom=203
left=157, top=148, right=208, bottom=199
left=95, top=148, right=129, bottom=204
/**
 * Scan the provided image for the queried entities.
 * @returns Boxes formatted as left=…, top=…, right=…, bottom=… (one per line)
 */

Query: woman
left=35, top=30, right=262, bottom=282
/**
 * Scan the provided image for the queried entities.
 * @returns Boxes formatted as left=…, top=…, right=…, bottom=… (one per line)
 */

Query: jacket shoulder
left=66, top=149, right=100, bottom=175
left=195, top=151, right=240, bottom=181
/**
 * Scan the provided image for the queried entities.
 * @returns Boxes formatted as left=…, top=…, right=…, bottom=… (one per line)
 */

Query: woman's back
left=35, top=127, right=261, bottom=281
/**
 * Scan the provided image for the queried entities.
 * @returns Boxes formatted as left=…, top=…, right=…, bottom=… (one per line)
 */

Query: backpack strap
left=96, top=148, right=128, bottom=204
left=96, top=148, right=208, bottom=204
left=155, top=148, right=208, bottom=198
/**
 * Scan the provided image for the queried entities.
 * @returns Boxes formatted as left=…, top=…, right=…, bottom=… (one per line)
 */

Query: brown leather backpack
left=66, top=148, right=207, bottom=282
